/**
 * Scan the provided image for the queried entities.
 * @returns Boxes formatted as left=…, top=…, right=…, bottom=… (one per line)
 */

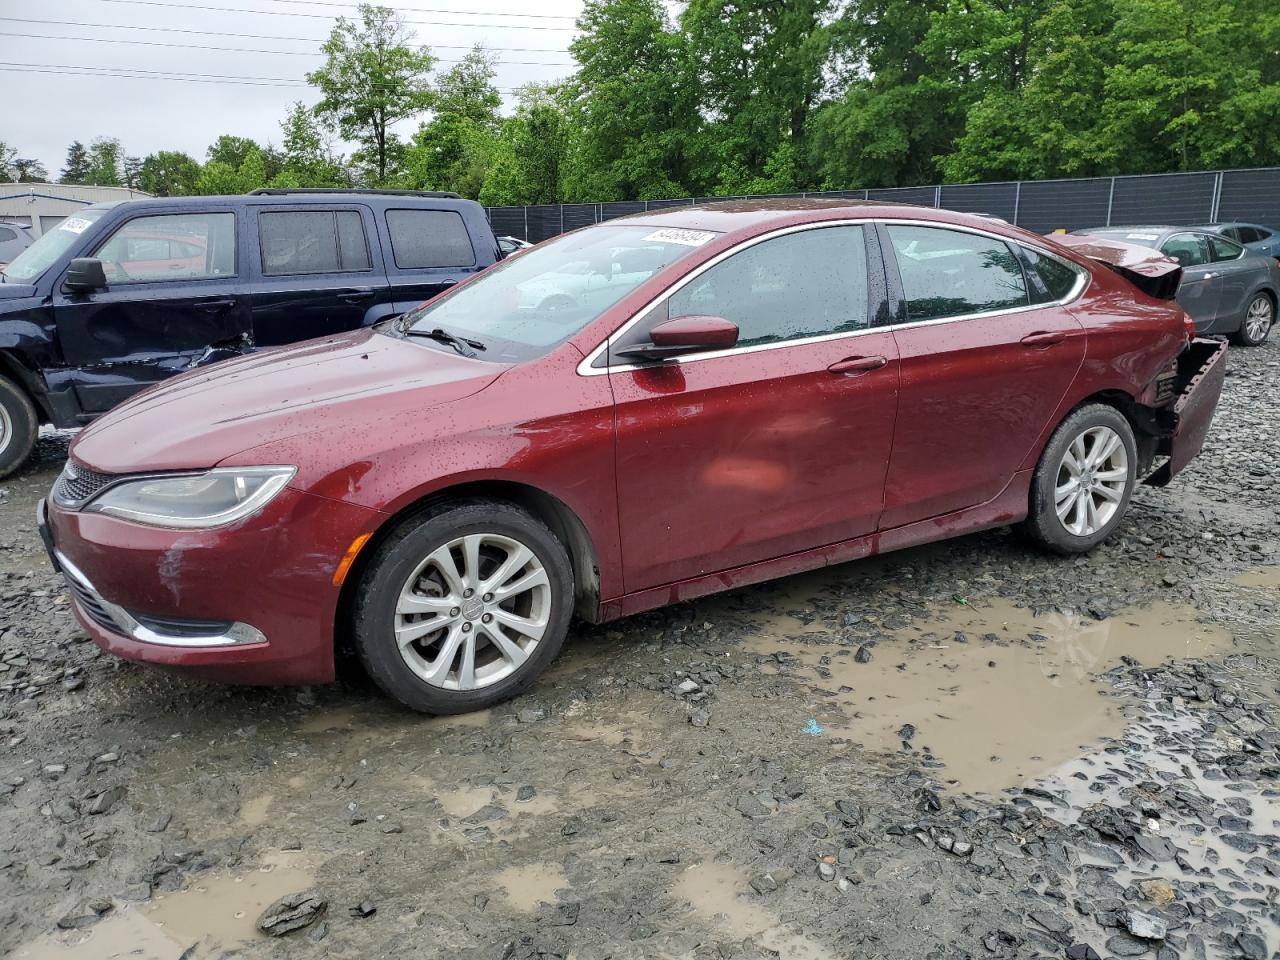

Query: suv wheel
left=1023, top=404, right=1137, bottom=555
left=351, top=500, right=574, bottom=714
left=0, top=376, right=38, bottom=479
left=1234, top=293, right=1273, bottom=346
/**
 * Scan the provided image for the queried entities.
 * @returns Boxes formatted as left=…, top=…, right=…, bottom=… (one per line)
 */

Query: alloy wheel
left=1245, top=296, right=1273, bottom=342
left=393, top=533, right=551, bottom=691
left=0, top=403, right=11, bottom=456
left=1054, top=426, right=1129, bottom=537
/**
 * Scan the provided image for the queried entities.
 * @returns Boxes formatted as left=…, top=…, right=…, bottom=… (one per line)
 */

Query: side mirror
left=64, top=258, right=108, bottom=294
left=614, top=314, right=739, bottom=362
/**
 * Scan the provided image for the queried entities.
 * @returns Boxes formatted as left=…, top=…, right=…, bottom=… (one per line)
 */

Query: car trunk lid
left=1051, top=234, right=1184, bottom=301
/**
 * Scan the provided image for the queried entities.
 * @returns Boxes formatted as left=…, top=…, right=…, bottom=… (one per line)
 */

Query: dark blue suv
left=0, top=189, right=500, bottom=476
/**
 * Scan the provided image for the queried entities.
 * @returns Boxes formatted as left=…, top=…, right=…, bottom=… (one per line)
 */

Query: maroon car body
left=41, top=200, right=1225, bottom=695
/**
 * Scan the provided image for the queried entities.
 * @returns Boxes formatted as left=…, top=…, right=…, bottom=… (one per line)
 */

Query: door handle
left=1020, top=331, right=1066, bottom=348
left=194, top=299, right=236, bottom=312
left=827, top=355, right=888, bottom=375
left=339, top=289, right=376, bottom=303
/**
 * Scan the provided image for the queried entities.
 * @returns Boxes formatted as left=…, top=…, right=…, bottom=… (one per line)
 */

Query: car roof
left=83, top=193, right=481, bottom=213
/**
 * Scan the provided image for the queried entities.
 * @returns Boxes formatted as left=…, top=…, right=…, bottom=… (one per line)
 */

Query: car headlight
left=84, top=466, right=296, bottom=529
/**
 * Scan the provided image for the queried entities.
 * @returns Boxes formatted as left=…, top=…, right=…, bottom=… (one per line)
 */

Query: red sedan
left=40, top=201, right=1226, bottom=714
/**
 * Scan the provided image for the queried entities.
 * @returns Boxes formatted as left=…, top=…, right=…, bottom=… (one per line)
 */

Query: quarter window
left=664, top=226, right=869, bottom=348
left=1160, top=234, right=1210, bottom=268
left=258, top=210, right=371, bottom=276
left=94, top=212, right=236, bottom=283
left=386, top=209, right=475, bottom=269
left=887, top=225, right=1027, bottom=322
left=1021, top=246, right=1083, bottom=304
left=1235, top=226, right=1263, bottom=243
left=1207, top=235, right=1244, bottom=262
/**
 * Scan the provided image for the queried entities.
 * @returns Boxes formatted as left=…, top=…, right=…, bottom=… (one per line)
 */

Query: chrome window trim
left=56, top=551, right=265, bottom=648
left=576, top=217, right=1090, bottom=376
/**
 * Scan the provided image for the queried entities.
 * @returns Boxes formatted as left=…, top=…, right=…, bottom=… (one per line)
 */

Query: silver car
left=1074, top=225, right=1279, bottom=345
left=0, top=221, right=33, bottom=268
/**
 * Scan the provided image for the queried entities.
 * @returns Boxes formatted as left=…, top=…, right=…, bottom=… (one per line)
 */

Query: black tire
left=1231, top=292, right=1274, bottom=346
left=1023, top=403, right=1138, bottom=555
left=0, top=375, right=38, bottom=480
left=351, top=499, right=574, bottom=714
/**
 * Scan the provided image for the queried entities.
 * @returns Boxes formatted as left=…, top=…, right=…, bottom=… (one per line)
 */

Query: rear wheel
left=1023, top=404, right=1137, bottom=555
left=351, top=500, right=574, bottom=714
left=1233, top=293, right=1273, bottom=346
left=0, top=376, right=38, bottom=479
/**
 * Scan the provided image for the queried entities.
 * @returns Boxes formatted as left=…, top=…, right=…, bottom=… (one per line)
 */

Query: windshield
left=398, top=224, right=718, bottom=361
left=2, top=209, right=106, bottom=282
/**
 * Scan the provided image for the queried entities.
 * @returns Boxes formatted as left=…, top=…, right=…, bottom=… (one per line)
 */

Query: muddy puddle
left=672, top=860, right=836, bottom=960
left=1235, top=566, right=1280, bottom=591
left=731, top=591, right=1232, bottom=796
left=493, top=863, right=569, bottom=912
left=14, top=852, right=315, bottom=959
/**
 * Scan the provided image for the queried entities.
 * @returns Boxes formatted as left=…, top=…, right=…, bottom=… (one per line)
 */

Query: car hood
left=0, top=280, right=38, bottom=301
left=71, top=327, right=508, bottom=474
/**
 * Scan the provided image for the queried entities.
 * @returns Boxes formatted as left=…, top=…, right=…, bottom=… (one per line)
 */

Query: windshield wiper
left=403, top=325, right=487, bottom=358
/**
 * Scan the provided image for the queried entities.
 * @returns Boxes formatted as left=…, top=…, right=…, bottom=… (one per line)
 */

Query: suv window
left=1207, top=235, right=1244, bottom=262
left=386, top=209, right=475, bottom=269
left=886, top=225, right=1027, bottom=321
left=94, top=212, right=236, bottom=283
left=259, top=210, right=371, bottom=276
left=0, top=227, right=15, bottom=242
left=1021, top=246, right=1083, bottom=304
left=1160, top=233, right=1210, bottom=267
left=665, top=226, right=869, bottom=349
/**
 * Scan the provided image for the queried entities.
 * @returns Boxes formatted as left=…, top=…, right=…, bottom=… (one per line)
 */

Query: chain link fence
left=484, top=166, right=1280, bottom=243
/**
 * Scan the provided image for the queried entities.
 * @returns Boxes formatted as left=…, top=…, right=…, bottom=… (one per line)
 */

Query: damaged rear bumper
left=1144, top=338, right=1228, bottom=487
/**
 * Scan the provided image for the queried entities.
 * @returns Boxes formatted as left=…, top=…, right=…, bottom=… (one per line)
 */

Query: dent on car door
left=51, top=210, right=249, bottom=414
left=1162, top=233, right=1220, bottom=332
left=877, top=224, right=1086, bottom=529
left=609, top=224, right=900, bottom=593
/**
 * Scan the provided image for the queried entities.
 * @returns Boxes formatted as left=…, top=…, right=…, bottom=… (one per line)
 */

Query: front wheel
left=1233, top=293, right=1274, bottom=346
left=351, top=500, right=574, bottom=714
left=1023, top=404, right=1137, bottom=555
left=0, top=376, right=38, bottom=479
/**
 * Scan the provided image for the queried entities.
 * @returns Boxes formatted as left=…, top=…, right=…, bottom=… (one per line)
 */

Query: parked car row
left=35, top=196, right=1227, bottom=714
left=0, top=188, right=502, bottom=476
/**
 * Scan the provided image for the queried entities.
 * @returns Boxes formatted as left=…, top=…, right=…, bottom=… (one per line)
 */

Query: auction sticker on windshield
left=60, top=217, right=93, bottom=234
left=641, top=228, right=717, bottom=246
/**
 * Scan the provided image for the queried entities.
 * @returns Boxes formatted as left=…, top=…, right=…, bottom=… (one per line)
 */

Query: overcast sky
left=6, top=0, right=583, bottom=177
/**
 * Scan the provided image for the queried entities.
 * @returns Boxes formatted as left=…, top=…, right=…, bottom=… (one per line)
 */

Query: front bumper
left=39, top=486, right=382, bottom=685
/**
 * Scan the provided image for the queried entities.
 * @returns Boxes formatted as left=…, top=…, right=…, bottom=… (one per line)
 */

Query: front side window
left=1160, top=234, right=1210, bottom=268
left=1207, top=235, right=1244, bottom=262
left=386, top=209, right=475, bottom=269
left=3, top=208, right=107, bottom=282
left=887, top=225, right=1028, bottom=322
left=94, top=212, right=236, bottom=283
left=259, top=210, right=370, bottom=276
left=665, top=226, right=869, bottom=348
left=399, top=224, right=711, bottom=362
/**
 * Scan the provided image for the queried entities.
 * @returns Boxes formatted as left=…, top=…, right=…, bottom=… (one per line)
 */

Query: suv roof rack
left=247, top=188, right=462, bottom=199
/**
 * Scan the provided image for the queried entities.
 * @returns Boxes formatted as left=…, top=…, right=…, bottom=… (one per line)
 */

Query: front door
left=609, top=224, right=900, bottom=592
left=1162, top=233, right=1221, bottom=333
left=248, top=205, right=390, bottom=346
left=878, top=224, right=1087, bottom=529
left=51, top=208, right=248, bottom=414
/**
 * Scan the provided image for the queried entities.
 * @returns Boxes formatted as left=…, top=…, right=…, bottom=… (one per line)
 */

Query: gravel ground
left=0, top=343, right=1277, bottom=960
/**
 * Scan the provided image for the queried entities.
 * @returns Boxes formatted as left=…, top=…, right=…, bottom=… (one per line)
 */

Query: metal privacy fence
left=484, top=166, right=1280, bottom=243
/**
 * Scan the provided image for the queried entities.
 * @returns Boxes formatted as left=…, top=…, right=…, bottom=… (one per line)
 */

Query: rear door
left=1204, top=233, right=1253, bottom=331
left=50, top=207, right=248, bottom=413
left=248, top=204, right=390, bottom=347
left=878, top=223, right=1087, bottom=529
left=379, top=208, right=482, bottom=316
left=1161, top=232, right=1221, bottom=333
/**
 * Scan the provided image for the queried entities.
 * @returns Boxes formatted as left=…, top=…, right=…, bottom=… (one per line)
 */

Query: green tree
left=402, top=47, right=501, bottom=196
left=275, top=101, right=344, bottom=186
left=12, top=158, right=49, bottom=182
left=59, top=141, right=91, bottom=184
left=138, top=151, right=202, bottom=196
left=307, top=4, right=435, bottom=184
left=123, top=156, right=143, bottom=190
left=85, top=137, right=124, bottom=186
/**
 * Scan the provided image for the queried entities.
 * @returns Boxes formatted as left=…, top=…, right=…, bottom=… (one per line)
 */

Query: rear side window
left=1207, top=235, right=1244, bottom=262
left=258, top=210, right=371, bottom=276
left=386, top=209, right=475, bottom=269
left=0, top=227, right=15, bottom=242
left=1235, top=226, right=1263, bottom=243
left=94, top=212, right=236, bottom=283
left=1021, top=246, right=1083, bottom=304
left=886, top=225, right=1028, bottom=322
left=1160, top=234, right=1210, bottom=267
